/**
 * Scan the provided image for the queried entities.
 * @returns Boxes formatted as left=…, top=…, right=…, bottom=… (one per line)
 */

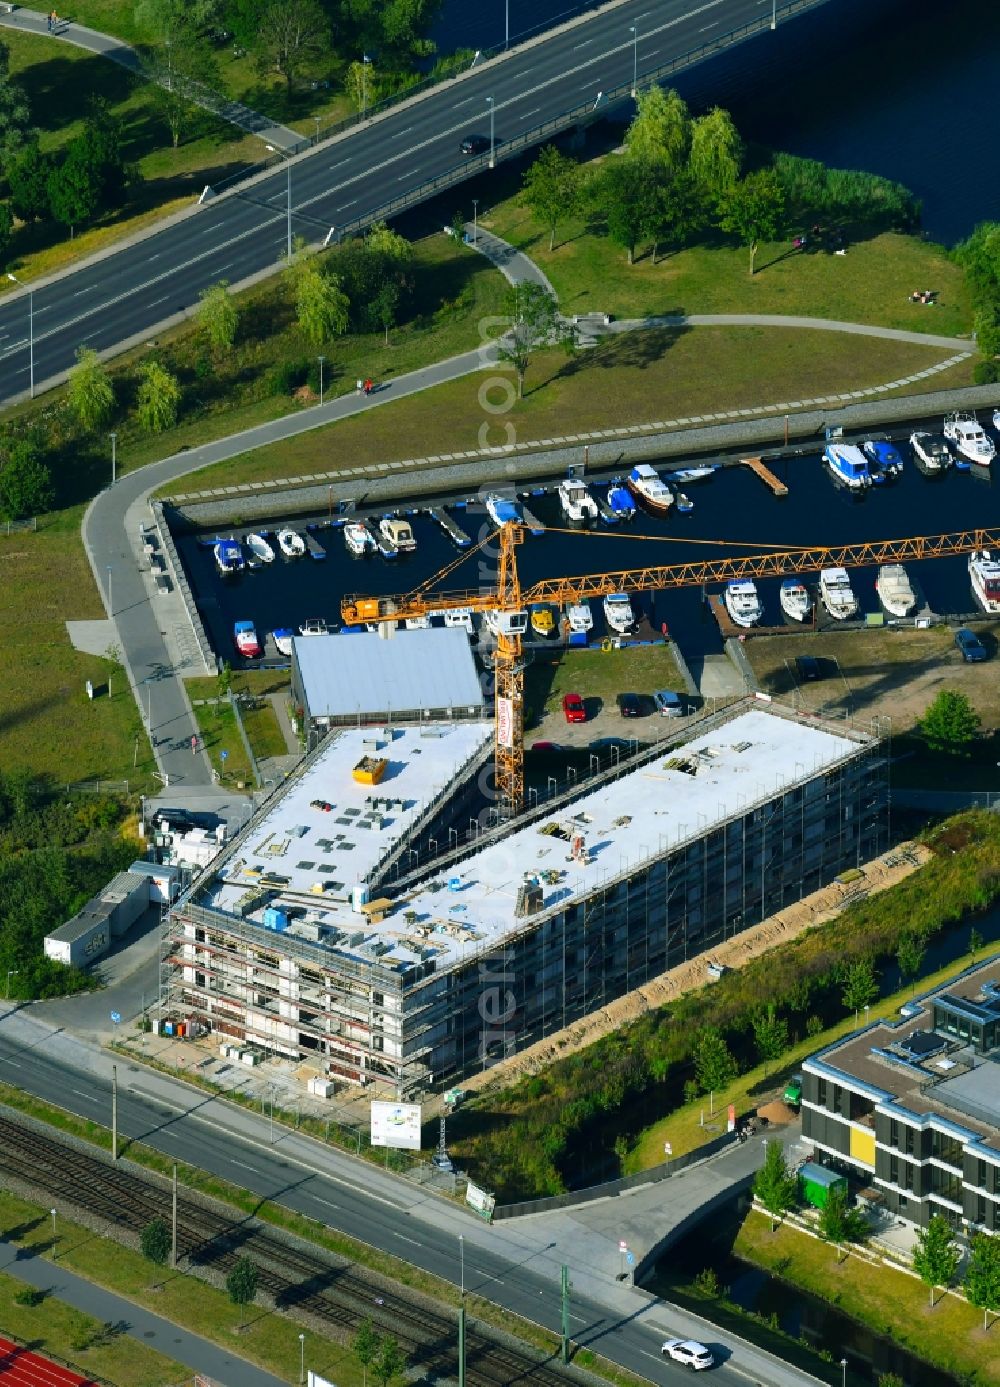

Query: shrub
left=973, top=359, right=1000, bottom=385
left=268, top=358, right=311, bottom=395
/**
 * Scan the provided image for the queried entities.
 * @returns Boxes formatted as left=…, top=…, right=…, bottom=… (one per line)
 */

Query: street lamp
left=630, top=25, right=638, bottom=97
left=362, top=53, right=371, bottom=118
left=317, top=355, right=325, bottom=405
left=7, top=272, right=33, bottom=399
left=472, top=198, right=478, bottom=245
left=771, top=0, right=777, bottom=29
left=107, top=565, right=113, bottom=618
left=459, top=1233, right=465, bottom=1297
left=110, top=432, right=117, bottom=486
left=298, top=1332, right=306, bottom=1385
left=840, top=1357, right=848, bottom=1387
left=486, top=96, right=495, bottom=168
left=504, top=0, right=509, bottom=50
left=5, top=969, right=18, bottom=1000
left=313, top=114, right=320, bottom=143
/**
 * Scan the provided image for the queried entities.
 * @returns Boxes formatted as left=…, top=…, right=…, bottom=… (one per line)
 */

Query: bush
left=973, top=359, right=1000, bottom=384
left=140, top=1216, right=171, bottom=1265
left=14, top=1287, right=44, bottom=1306
left=268, top=358, right=312, bottom=395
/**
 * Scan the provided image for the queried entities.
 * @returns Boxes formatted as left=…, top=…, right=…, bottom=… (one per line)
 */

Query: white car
left=661, top=1339, right=714, bottom=1371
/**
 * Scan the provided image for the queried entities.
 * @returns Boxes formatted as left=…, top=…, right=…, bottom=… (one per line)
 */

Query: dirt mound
left=757, top=1099, right=796, bottom=1127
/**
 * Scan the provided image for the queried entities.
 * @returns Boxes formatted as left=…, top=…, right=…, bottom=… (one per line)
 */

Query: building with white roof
left=164, top=700, right=887, bottom=1094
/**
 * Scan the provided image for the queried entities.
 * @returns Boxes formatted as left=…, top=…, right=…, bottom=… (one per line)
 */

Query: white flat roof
left=295, top=628, right=486, bottom=719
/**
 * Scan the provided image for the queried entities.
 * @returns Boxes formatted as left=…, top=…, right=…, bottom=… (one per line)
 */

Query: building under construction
left=162, top=699, right=888, bottom=1095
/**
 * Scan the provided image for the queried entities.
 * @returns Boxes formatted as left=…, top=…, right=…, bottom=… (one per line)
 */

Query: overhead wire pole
left=171, top=1163, right=178, bottom=1268
left=111, top=1064, right=118, bottom=1162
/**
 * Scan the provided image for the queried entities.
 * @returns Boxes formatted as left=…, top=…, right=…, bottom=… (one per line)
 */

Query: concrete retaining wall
left=149, top=498, right=217, bottom=674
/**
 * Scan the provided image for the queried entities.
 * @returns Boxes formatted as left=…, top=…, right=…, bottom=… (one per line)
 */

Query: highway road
left=0, top=1021, right=819, bottom=1386
left=0, top=0, right=820, bottom=405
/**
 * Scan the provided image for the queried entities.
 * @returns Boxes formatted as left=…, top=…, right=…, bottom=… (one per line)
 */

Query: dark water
left=431, top=0, right=1000, bottom=244
left=176, top=441, right=1000, bottom=665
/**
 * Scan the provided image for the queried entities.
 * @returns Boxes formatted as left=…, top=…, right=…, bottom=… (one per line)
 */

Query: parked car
left=653, top=689, right=685, bottom=717
left=661, top=1339, right=714, bottom=1371
left=616, top=692, right=643, bottom=718
left=460, top=134, right=490, bottom=155
left=955, top=627, right=988, bottom=662
left=795, top=655, right=821, bottom=681
left=562, top=692, right=587, bottom=723
left=530, top=741, right=564, bottom=752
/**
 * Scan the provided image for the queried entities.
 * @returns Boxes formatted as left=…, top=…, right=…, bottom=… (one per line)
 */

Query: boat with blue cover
left=862, top=438, right=903, bottom=483
left=823, top=443, right=871, bottom=490
left=607, top=483, right=636, bottom=520
left=485, top=495, right=522, bottom=526
left=213, top=537, right=244, bottom=574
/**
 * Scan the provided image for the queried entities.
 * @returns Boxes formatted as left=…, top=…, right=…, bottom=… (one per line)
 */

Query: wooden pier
left=520, top=503, right=546, bottom=536
left=428, top=507, right=472, bottom=548
left=304, top=531, right=326, bottom=560
left=741, top=456, right=788, bottom=496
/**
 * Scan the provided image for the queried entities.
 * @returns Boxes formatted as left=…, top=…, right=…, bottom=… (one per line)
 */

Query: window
left=904, top=1162, right=914, bottom=1192
left=889, top=1119, right=899, bottom=1149
left=889, top=1156, right=899, bottom=1185
left=904, top=1126, right=914, bottom=1156
left=817, top=1078, right=828, bottom=1107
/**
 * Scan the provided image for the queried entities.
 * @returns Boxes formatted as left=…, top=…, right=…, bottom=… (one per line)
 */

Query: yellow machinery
left=342, top=522, right=1000, bottom=819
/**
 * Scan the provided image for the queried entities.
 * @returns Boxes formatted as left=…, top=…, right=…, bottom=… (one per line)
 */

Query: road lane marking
left=521, top=108, right=541, bottom=120
left=71, top=1089, right=97, bottom=1101
left=230, top=1159, right=257, bottom=1171
left=387, top=1231, right=421, bottom=1246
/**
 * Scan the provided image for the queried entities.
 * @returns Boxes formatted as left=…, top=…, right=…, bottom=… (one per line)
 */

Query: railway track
left=0, top=1114, right=578, bottom=1387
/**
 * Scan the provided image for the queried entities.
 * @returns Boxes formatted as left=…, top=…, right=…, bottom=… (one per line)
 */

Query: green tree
left=920, top=689, right=981, bottom=755
left=0, top=440, right=53, bottom=521
left=47, top=143, right=100, bottom=238
left=688, top=106, right=742, bottom=204
left=136, top=360, right=181, bottom=433
left=625, top=85, right=690, bottom=176
left=841, top=956, right=879, bottom=1024
left=718, top=169, right=786, bottom=276
left=68, top=347, right=115, bottom=431
left=372, top=279, right=400, bottom=346
left=135, top=0, right=220, bottom=44
left=913, top=1213, right=959, bottom=1307
left=753, top=1139, right=798, bottom=1231
left=877, top=1374, right=905, bottom=1387
left=642, top=169, right=703, bottom=264
left=965, top=1231, right=1000, bottom=1329
left=0, top=202, right=13, bottom=264
left=896, top=932, right=926, bottom=993
left=225, top=1254, right=258, bottom=1325
left=365, top=220, right=412, bottom=267
left=80, top=101, right=132, bottom=211
left=291, top=261, right=350, bottom=346
left=252, top=0, right=330, bottom=90
left=147, top=41, right=220, bottom=148
left=817, top=1185, right=867, bottom=1262
left=103, top=642, right=123, bottom=698
left=752, top=1003, right=788, bottom=1076
left=971, top=927, right=985, bottom=961
left=197, top=281, right=239, bottom=355
left=8, top=143, right=51, bottom=223
left=595, top=157, right=658, bottom=264
left=353, top=1317, right=379, bottom=1387
left=372, top=1335, right=405, bottom=1387
left=693, top=1026, right=738, bottom=1097
left=0, top=40, right=32, bottom=167
left=521, top=144, right=582, bottom=251
left=496, top=281, right=561, bottom=398
left=346, top=57, right=377, bottom=114
left=140, top=1217, right=171, bottom=1265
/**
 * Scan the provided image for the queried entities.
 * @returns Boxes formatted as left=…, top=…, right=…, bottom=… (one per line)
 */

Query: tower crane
left=342, top=522, right=1000, bottom=819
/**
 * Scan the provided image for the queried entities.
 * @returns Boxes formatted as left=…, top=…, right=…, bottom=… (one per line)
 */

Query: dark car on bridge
left=460, top=134, right=490, bottom=156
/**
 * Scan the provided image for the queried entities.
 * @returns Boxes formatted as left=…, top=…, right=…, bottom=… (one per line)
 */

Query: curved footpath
left=81, top=229, right=983, bottom=787
left=0, top=5, right=300, bottom=150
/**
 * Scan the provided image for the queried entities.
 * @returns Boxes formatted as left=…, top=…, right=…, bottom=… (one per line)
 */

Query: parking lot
left=524, top=644, right=688, bottom=746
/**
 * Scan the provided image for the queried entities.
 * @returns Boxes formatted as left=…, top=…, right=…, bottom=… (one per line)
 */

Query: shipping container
left=798, top=1161, right=848, bottom=1210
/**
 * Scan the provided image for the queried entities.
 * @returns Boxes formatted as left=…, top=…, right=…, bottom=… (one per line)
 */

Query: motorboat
left=944, top=412, right=995, bottom=466
left=299, top=618, right=331, bottom=636
left=272, top=628, right=294, bottom=657
left=823, top=443, right=871, bottom=490
left=607, top=484, right=636, bottom=520
left=344, top=522, right=375, bottom=556
left=233, top=620, right=261, bottom=658
left=557, top=478, right=599, bottom=524
left=876, top=564, right=916, bottom=618
left=404, top=615, right=431, bottom=630
left=213, top=537, right=243, bottom=575
left=485, top=494, right=521, bottom=526
left=672, top=466, right=718, bottom=483
left=277, top=528, right=306, bottom=559
left=779, top=579, right=812, bottom=623
left=566, top=602, right=593, bottom=634
left=723, top=579, right=763, bottom=629
left=603, top=592, right=635, bottom=634
left=625, top=464, right=674, bottom=514
left=969, top=550, right=1000, bottom=614
left=368, top=522, right=397, bottom=559
left=819, top=567, right=858, bottom=620
left=380, top=516, right=417, bottom=552
left=862, top=439, right=904, bottom=483
left=245, top=532, right=274, bottom=565
left=443, top=608, right=475, bottom=634
left=993, top=408, right=1000, bottom=433
left=909, top=431, right=952, bottom=474
left=530, top=605, right=556, bottom=637
left=675, top=492, right=694, bottom=514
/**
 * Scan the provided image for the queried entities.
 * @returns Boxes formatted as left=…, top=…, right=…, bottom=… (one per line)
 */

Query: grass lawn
left=173, top=325, right=970, bottom=494
left=486, top=196, right=973, bottom=337
left=524, top=644, right=682, bottom=728
left=735, top=1209, right=995, bottom=1385
left=186, top=670, right=290, bottom=783
left=0, top=1264, right=183, bottom=1386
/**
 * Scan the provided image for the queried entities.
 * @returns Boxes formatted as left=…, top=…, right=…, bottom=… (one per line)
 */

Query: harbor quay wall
left=159, top=382, right=1000, bottom=531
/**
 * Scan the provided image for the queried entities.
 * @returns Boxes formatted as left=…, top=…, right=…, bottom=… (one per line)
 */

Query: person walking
left=356, top=378, right=363, bottom=395
left=46, top=10, right=52, bottom=30
left=363, top=377, right=373, bottom=396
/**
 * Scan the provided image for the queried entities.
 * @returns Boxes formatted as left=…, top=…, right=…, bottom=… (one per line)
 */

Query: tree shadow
left=550, top=322, right=691, bottom=387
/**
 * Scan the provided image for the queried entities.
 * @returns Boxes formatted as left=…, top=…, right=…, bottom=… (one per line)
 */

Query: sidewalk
left=0, top=1237, right=288, bottom=1387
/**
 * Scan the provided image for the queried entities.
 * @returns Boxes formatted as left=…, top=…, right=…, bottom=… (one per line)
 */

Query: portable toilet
left=799, top=1161, right=848, bottom=1210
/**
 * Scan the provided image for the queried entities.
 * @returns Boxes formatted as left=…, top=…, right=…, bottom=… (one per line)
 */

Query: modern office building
left=163, top=698, right=886, bottom=1095
left=802, top=960, right=1000, bottom=1231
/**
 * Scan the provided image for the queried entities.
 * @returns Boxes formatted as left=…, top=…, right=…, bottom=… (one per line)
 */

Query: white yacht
left=299, top=618, right=331, bottom=636
left=245, top=532, right=274, bottom=565
left=723, top=579, right=763, bottom=629
left=603, top=592, right=635, bottom=634
left=819, top=567, right=858, bottom=621
left=625, top=464, right=674, bottom=514
left=876, top=564, right=916, bottom=618
left=909, top=431, right=952, bottom=473
left=272, top=628, right=294, bottom=657
left=343, top=522, right=375, bottom=556
left=443, top=608, right=475, bottom=634
left=943, top=413, right=995, bottom=466
left=969, top=550, right=1000, bottom=613
left=404, top=615, right=432, bottom=630
left=779, top=579, right=812, bottom=623
left=380, top=517, right=417, bottom=552
left=485, top=495, right=521, bottom=526
left=566, top=602, right=593, bottom=634
left=277, top=528, right=306, bottom=559
left=557, top=478, right=599, bottom=524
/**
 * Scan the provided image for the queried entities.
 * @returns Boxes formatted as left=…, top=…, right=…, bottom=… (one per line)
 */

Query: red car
left=562, top=692, right=586, bottom=724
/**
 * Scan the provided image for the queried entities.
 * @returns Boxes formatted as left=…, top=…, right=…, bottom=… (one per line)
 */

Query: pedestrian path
left=0, top=1236, right=288, bottom=1387
left=0, top=5, right=303, bottom=152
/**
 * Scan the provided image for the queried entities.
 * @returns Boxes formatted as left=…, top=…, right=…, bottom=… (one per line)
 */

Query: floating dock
left=596, top=494, right=618, bottom=525
left=304, top=531, right=326, bottom=560
left=520, top=502, right=546, bottom=536
left=429, top=507, right=472, bottom=548
left=741, top=456, right=788, bottom=496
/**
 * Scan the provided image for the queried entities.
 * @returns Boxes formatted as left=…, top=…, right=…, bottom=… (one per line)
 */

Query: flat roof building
left=164, top=699, right=887, bottom=1094
left=803, top=960, right=1000, bottom=1232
